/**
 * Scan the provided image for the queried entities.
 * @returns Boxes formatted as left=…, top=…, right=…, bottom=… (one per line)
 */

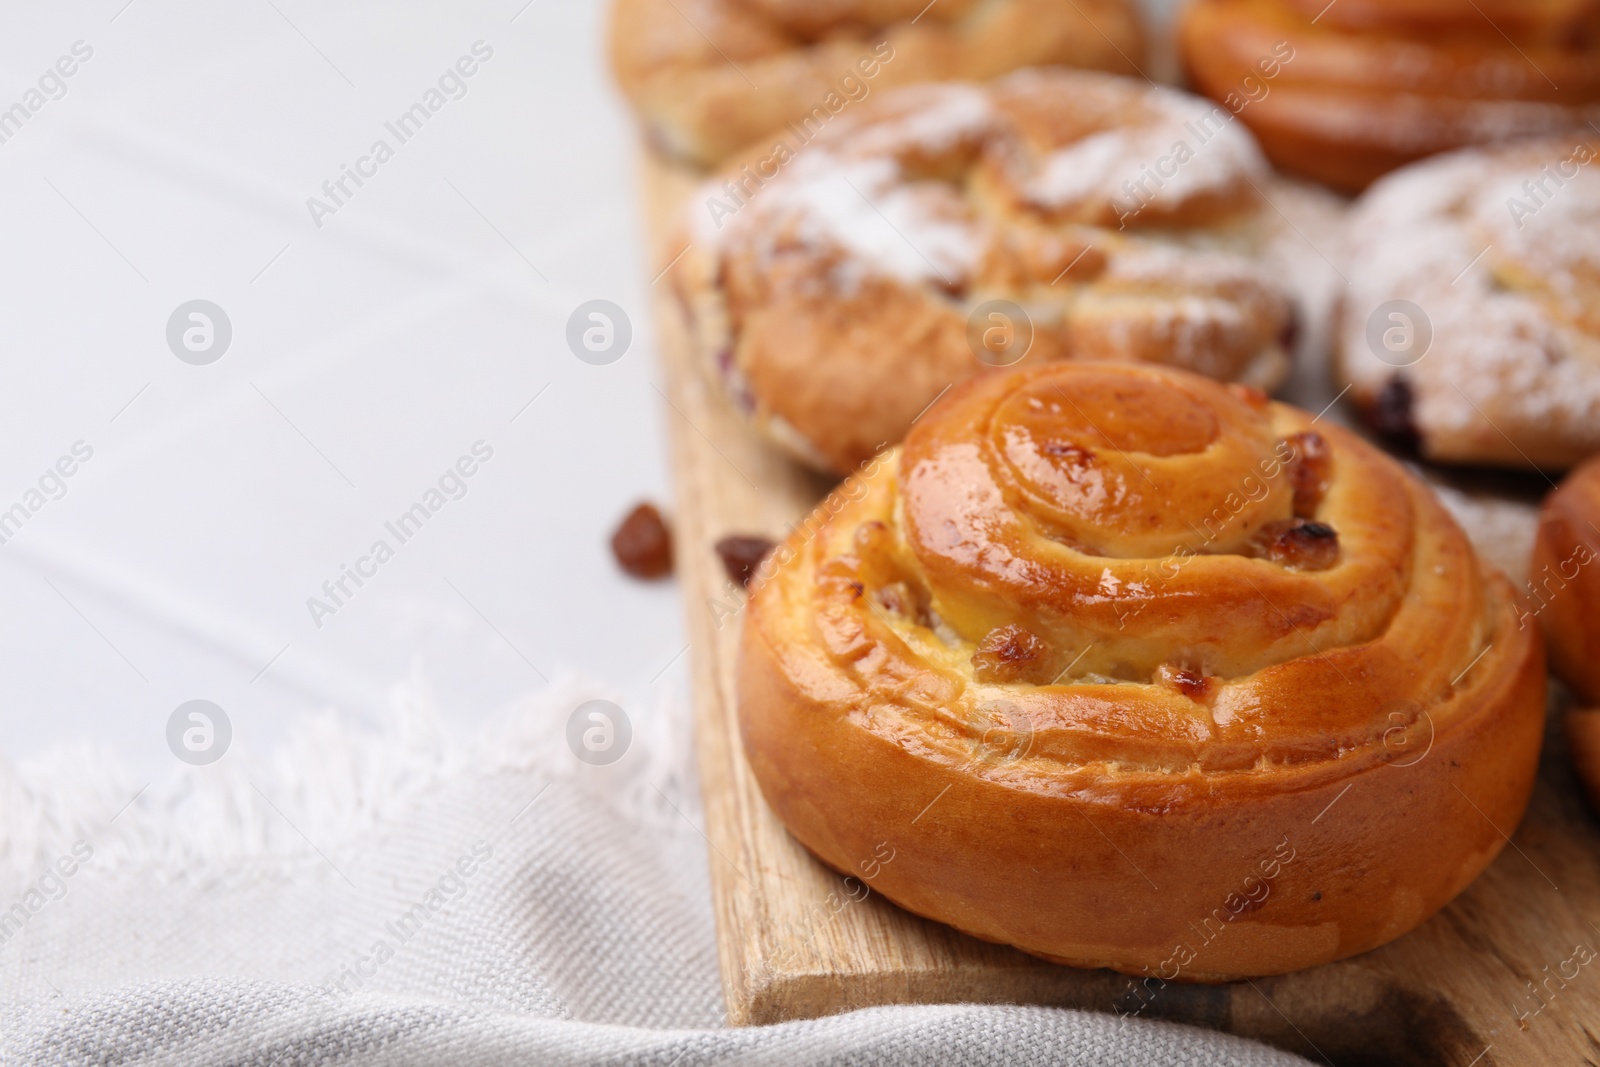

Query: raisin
left=715, top=534, right=775, bottom=588
left=1254, top=518, right=1340, bottom=571
left=1367, top=376, right=1420, bottom=448
left=1278, top=305, right=1300, bottom=355
left=874, top=581, right=931, bottom=627
left=611, top=503, right=673, bottom=579
left=1283, top=431, right=1332, bottom=517
left=1042, top=440, right=1095, bottom=465
left=972, top=624, right=1049, bottom=683
left=1156, top=662, right=1216, bottom=702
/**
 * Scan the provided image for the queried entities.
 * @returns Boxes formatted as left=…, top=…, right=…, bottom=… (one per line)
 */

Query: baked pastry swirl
left=675, top=70, right=1302, bottom=476
left=1529, top=459, right=1600, bottom=811
left=1338, top=136, right=1600, bottom=471
left=1179, top=0, right=1600, bottom=192
left=1530, top=455, right=1600, bottom=703
left=738, top=361, right=1545, bottom=978
left=609, top=0, right=1145, bottom=165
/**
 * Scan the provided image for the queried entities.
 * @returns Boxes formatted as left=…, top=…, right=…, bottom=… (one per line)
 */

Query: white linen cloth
left=0, top=679, right=1312, bottom=1066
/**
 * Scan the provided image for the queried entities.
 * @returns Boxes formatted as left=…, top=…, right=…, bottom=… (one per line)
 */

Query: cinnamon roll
left=675, top=70, right=1304, bottom=475
left=737, top=361, right=1545, bottom=978
left=1179, top=0, right=1600, bottom=191
left=609, top=0, right=1145, bottom=165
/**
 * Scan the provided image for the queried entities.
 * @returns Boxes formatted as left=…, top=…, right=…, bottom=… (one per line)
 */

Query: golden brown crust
left=609, top=0, right=1146, bottom=165
left=1178, top=0, right=1600, bottom=192
left=1336, top=137, right=1600, bottom=471
left=675, top=71, right=1300, bottom=475
left=1567, top=708, right=1600, bottom=810
left=1531, top=456, right=1600, bottom=703
left=737, top=361, right=1545, bottom=979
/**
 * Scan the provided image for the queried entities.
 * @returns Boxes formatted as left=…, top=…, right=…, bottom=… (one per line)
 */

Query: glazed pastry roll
left=1180, top=0, right=1600, bottom=191
left=610, top=0, right=1145, bottom=165
left=675, top=70, right=1304, bottom=475
left=1530, top=458, right=1600, bottom=809
left=737, top=361, right=1545, bottom=979
left=1531, top=455, right=1600, bottom=703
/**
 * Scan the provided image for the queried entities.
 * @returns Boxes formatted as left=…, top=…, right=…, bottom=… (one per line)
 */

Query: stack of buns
left=609, top=0, right=1600, bottom=981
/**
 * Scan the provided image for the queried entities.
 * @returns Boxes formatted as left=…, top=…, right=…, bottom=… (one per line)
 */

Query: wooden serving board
left=640, top=148, right=1600, bottom=1066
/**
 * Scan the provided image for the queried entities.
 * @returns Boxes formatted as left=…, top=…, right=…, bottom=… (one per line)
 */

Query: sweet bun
left=1568, top=708, right=1600, bottom=810
left=1179, top=0, right=1600, bottom=192
left=1338, top=136, right=1600, bottom=471
left=1530, top=455, right=1600, bottom=703
left=675, top=70, right=1301, bottom=475
left=737, top=360, right=1545, bottom=979
left=609, top=0, right=1145, bottom=165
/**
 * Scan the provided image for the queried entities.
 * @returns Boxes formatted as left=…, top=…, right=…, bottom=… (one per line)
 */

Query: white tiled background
left=0, top=1, right=684, bottom=778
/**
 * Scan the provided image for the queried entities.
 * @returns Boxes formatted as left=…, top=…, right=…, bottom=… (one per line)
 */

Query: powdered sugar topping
left=770, top=156, right=981, bottom=286
left=1024, top=88, right=1267, bottom=217
left=693, top=76, right=1280, bottom=290
left=848, top=82, right=994, bottom=157
left=693, top=83, right=994, bottom=286
left=1341, top=137, right=1600, bottom=451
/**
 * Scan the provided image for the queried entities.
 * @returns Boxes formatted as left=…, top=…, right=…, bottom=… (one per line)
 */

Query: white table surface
left=0, top=0, right=686, bottom=781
